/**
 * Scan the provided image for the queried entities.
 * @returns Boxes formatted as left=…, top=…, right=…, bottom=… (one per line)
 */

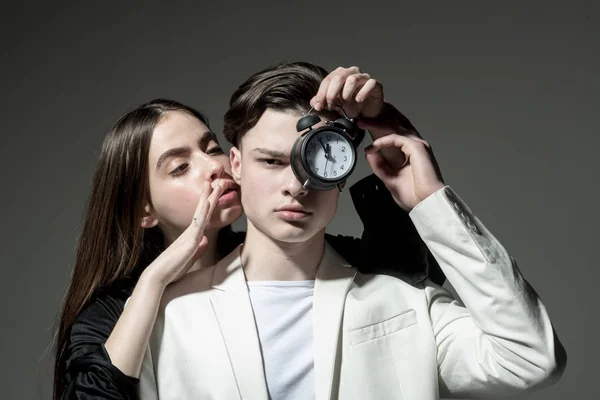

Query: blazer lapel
left=313, top=244, right=357, bottom=400
left=210, top=247, right=269, bottom=400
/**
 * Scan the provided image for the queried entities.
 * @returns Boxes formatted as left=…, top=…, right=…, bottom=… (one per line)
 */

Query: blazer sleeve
left=327, top=173, right=445, bottom=286
left=409, top=186, right=567, bottom=398
left=61, top=281, right=139, bottom=400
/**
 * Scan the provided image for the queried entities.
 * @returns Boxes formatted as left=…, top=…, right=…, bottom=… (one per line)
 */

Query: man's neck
left=242, top=223, right=325, bottom=281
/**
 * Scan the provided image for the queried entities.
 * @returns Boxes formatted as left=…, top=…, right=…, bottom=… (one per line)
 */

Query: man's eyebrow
left=251, top=148, right=289, bottom=158
left=156, top=131, right=217, bottom=170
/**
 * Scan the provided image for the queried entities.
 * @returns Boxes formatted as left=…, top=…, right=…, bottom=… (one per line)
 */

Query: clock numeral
left=315, top=168, right=319, bottom=173
left=326, top=134, right=332, bottom=140
left=324, top=171, right=328, bottom=177
left=340, top=164, right=344, bottom=170
left=344, top=156, right=347, bottom=162
left=311, top=142, right=317, bottom=149
left=333, top=170, right=337, bottom=176
left=341, top=146, right=345, bottom=152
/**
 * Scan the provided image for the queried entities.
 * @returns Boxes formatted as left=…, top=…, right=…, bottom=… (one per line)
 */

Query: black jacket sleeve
left=61, top=279, right=138, bottom=400
left=326, top=174, right=446, bottom=286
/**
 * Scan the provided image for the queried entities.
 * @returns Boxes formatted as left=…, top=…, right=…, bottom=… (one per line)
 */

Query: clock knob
left=296, top=114, right=321, bottom=132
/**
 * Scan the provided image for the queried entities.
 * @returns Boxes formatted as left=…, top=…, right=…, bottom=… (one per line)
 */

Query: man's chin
left=268, top=223, right=325, bottom=244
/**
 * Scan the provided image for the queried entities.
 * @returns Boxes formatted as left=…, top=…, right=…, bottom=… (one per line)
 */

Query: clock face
left=304, top=129, right=354, bottom=180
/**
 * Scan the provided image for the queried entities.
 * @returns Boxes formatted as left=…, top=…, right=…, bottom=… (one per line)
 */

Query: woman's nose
left=204, top=158, right=225, bottom=181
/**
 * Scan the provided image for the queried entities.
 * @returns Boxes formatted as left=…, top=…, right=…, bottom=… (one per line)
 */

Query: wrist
left=138, top=265, right=169, bottom=292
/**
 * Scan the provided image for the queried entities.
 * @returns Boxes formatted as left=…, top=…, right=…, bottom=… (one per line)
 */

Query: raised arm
left=62, top=180, right=224, bottom=398
left=411, top=186, right=566, bottom=397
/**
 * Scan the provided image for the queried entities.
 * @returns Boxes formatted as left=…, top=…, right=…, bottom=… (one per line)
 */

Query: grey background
left=0, top=1, right=597, bottom=399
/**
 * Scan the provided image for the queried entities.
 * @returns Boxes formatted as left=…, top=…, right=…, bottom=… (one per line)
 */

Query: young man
left=139, top=62, right=566, bottom=399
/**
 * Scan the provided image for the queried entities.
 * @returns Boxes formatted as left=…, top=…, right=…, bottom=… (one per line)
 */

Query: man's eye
left=261, top=158, right=282, bottom=167
left=170, top=163, right=189, bottom=176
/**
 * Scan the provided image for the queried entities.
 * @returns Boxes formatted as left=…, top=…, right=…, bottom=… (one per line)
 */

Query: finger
left=191, top=181, right=212, bottom=228
left=194, top=180, right=225, bottom=231
left=192, top=181, right=210, bottom=215
left=364, top=133, right=419, bottom=153
left=355, top=79, right=383, bottom=103
left=206, top=180, right=225, bottom=216
left=193, top=198, right=211, bottom=230
left=192, top=236, right=209, bottom=260
left=411, top=137, right=431, bottom=149
left=311, top=66, right=361, bottom=110
left=341, top=73, right=370, bottom=101
left=365, top=150, right=394, bottom=179
left=325, top=75, right=345, bottom=109
left=312, top=73, right=335, bottom=111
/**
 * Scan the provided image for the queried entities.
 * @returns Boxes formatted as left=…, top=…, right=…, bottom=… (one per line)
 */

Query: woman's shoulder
left=69, top=277, right=137, bottom=344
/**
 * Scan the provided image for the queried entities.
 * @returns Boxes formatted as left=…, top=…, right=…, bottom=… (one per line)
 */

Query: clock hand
left=318, top=137, right=328, bottom=153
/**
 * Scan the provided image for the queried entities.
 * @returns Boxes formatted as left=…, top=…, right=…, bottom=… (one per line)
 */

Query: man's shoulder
left=161, top=265, right=218, bottom=310
left=161, top=246, right=243, bottom=310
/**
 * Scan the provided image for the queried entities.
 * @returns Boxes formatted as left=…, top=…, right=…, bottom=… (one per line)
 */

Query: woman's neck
left=241, top=222, right=325, bottom=281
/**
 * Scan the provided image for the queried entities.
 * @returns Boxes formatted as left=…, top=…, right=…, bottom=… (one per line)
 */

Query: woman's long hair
left=53, top=99, right=210, bottom=399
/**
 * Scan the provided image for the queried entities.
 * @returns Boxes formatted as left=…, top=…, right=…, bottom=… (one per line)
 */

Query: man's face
left=230, top=109, right=339, bottom=243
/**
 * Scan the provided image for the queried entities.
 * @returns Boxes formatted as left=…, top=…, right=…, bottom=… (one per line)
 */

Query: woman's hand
left=145, top=180, right=225, bottom=287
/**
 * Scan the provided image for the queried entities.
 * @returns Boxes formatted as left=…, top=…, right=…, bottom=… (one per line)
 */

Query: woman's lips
left=217, top=189, right=239, bottom=206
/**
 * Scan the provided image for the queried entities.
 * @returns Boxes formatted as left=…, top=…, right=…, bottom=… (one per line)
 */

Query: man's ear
left=140, top=203, right=159, bottom=229
left=230, top=147, right=242, bottom=185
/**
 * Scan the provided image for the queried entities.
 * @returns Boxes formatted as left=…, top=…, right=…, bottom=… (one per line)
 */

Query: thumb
left=192, top=236, right=209, bottom=260
left=365, top=150, right=394, bottom=180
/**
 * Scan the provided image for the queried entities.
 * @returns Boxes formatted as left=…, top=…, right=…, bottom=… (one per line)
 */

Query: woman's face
left=143, top=111, right=242, bottom=243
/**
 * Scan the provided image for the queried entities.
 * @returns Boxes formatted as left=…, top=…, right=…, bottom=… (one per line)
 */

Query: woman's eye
left=170, top=163, right=189, bottom=176
left=207, top=146, right=224, bottom=155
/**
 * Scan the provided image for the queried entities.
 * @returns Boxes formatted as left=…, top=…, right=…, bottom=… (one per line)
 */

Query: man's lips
left=275, top=205, right=312, bottom=220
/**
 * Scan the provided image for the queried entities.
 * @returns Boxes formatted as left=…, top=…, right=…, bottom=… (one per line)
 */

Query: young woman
left=54, top=98, right=442, bottom=399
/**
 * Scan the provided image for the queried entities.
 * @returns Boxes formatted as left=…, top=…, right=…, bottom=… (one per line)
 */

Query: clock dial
left=304, top=130, right=354, bottom=180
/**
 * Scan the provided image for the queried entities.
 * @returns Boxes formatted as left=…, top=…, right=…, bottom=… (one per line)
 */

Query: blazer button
left=466, top=220, right=480, bottom=234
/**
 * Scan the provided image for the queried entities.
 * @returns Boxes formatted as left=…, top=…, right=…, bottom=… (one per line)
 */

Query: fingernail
left=314, top=101, right=321, bottom=111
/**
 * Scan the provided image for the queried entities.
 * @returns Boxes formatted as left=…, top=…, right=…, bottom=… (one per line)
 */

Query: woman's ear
left=230, top=147, right=242, bottom=185
left=140, top=203, right=159, bottom=228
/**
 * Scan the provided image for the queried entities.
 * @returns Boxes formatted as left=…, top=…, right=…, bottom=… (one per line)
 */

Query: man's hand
left=361, top=116, right=445, bottom=211
left=310, top=66, right=383, bottom=118
left=310, top=65, right=445, bottom=210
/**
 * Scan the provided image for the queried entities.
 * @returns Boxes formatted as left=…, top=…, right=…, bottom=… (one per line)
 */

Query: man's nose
left=283, top=167, right=308, bottom=198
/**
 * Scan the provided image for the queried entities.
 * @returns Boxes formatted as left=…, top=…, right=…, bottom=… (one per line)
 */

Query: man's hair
left=223, top=61, right=328, bottom=147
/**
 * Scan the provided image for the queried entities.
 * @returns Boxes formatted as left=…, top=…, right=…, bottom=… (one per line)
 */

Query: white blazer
left=139, top=187, right=565, bottom=399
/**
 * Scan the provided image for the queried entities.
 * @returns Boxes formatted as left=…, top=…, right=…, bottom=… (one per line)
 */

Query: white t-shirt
left=247, top=280, right=315, bottom=400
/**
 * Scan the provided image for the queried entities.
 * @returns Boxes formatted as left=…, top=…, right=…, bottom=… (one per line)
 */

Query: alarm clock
left=290, top=109, right=365, bottom=191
